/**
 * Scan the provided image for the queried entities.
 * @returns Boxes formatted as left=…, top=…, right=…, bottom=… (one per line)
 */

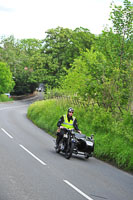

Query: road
left=0, top=94, right=132, bottom=200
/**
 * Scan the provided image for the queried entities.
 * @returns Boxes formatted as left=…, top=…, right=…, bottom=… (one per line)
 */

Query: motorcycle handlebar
left=60, top=127, right=82, bottom=135
left=61, top=127, right=76, bottom=134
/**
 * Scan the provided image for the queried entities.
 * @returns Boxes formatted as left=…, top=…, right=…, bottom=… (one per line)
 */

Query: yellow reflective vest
left=61, top=114, right=75, bottom=129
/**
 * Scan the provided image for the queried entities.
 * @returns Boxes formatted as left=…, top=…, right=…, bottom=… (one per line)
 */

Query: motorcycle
left=55, top=128, right=75, bottom=159
left=55, top=128, right=94, bottom=159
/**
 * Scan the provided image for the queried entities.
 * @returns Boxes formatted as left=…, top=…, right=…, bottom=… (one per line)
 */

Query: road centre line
left=19, top=144, right=47, bottom=166
left=1, top=128, right=13, bottom=139
left=64, top=180, right=94, bottom=200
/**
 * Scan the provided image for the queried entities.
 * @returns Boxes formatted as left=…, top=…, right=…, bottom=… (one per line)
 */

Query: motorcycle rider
left=55, top=107, right=81, bottom=148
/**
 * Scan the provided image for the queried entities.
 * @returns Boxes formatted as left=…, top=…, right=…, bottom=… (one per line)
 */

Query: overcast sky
left=0, top=0, right=124, bottom=40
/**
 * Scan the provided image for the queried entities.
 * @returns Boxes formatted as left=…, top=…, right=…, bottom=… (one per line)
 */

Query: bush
left=0, top=94, right=13, bottom=102
left=0, top=62, right=15, bottom=94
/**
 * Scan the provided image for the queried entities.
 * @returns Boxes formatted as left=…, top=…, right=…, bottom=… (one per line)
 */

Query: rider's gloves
left=78, top=130, right=82, bottom=134
left=60, top=126, right=64, bottom=129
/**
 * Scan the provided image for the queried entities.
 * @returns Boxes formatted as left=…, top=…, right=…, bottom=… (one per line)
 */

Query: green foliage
left=42, top=26, right=95, bottom=87
left=70, top=27, right=95, bottom=59
left=94, top=133, right=133, bottom=171
left=0, top=62, right=15, bottom=94
left=27, top=99, right=67, bottom=135
left=92, top=0, right=133, bottom=113
left=0, top=27, right=95, bottom=92
left=62, top=49, right=130, bottom=112
left=0, top=94, right=13, bottom=102
left=42, top=27, right=73, bottom=87
left=0, top=36, right=18, bottom=70
left=0, top=36, right=45, bottom=95
left=61, top=17, right=132, bottom=113
left=110, top=0, right=133, bottom=39
left=44, top=86, right=68, bottom=99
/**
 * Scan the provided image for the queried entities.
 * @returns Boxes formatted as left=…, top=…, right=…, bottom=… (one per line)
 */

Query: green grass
left=27, top=98, right=133, bottom=172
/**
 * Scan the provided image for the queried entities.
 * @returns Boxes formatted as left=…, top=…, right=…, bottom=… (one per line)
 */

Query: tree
left=12, top=38, right=45, bottom=94
left=0, top=35, right=19, bottom=73
left=42, top=26, right=95, bottom=88
left=109, top=0, right=133, bottom=67
left=0, top=62, right=15, bottom=94
left=0, top=37, right=45, bottom=95
left=62, top=50, right=111, bottom=107
left=42, top=27, right=73, bottom=87
left=70, top=27, right=95, bottom=58
left=90, top=0, right=133, bottom=113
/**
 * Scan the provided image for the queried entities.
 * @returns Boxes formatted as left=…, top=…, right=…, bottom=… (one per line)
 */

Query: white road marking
left=1, top=128, right=13, bottom=139
left=64, top=180, right=94, bottom=200
left=19, top=144, right=46, bottom=166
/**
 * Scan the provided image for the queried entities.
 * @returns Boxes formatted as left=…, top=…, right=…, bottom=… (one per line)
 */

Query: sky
left=0, top=0, right=124, bottom=40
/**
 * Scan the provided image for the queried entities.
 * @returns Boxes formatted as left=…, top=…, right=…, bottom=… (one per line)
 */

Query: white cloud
left=0, top=0, right=124, bottom=39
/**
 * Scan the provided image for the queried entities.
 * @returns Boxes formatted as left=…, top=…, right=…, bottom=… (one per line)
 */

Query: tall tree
left=42, top=27, right=73, bottom=87
left=109, top=0, right=133, bottom=67
left=42, top=26, right=95, bottom=87
left=70, top=27, right=95, bottom=58
left=92, top=0, right=133, bottom=112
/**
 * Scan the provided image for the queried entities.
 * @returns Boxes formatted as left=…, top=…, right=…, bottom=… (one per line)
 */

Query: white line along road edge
left=19, top=144, right=46, bottom=166
left=64, top=180, right=94, bottom=200
left=1, top=128, right=13, bottom=139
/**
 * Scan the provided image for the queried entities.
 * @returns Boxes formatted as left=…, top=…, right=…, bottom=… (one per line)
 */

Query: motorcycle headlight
left=86, top=141, right=93, bottom=146
left=64, top=134, right=68, bottom=138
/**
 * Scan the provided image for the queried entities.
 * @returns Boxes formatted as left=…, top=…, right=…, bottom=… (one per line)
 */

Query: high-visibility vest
left=61, top=114, right=75, bottom=129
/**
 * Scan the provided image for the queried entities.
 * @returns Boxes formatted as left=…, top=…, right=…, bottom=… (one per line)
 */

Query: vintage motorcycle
left=55, top=128, right=94, bottom=159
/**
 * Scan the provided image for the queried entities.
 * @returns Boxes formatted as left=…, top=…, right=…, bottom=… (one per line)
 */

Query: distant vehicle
left=4, top=93, right=11, bottom=98
left=36, top=83, right=45, bottom=92
left=38, top=87, right=42, bottom=92
left=36, top=87, right=43, bottom=92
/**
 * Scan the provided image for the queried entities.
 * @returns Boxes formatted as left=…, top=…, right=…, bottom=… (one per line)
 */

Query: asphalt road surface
left=0, top=94, right=132, bottom=200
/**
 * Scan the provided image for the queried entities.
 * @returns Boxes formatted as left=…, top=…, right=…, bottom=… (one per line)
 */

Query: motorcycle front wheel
left=55, top=141, right=62, bottom=153
left=65, top=142, right=74, bottom=159
left=55, top=145, right=61, bottom=153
